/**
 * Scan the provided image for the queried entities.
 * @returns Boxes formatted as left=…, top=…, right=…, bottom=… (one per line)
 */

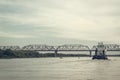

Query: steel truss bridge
left=0, top=44, right=120, bottom=56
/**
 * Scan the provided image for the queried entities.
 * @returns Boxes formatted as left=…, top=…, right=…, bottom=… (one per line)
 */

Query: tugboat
left=92, top=42, right=108, bottom=60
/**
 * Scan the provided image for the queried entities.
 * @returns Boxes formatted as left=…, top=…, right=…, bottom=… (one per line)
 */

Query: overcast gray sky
left=0, top=0, right=120, bottom=46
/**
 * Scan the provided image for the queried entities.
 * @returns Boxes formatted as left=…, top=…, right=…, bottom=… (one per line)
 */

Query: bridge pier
left=55, top=50, right=58, bottom=57
left=89, top=50, right=92, bottom=57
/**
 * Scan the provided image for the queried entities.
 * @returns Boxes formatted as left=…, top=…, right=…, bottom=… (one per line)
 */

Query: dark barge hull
left=92, top=55, right=108, bottom=60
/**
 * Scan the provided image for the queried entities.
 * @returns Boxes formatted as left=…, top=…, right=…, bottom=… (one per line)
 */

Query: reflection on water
left=0, top=57, right=120, bottom=80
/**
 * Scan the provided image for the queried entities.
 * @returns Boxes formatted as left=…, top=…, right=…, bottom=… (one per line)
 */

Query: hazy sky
left=0, top=0, right=120, bottom=46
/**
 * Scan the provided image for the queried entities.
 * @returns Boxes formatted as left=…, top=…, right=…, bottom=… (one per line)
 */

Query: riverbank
left=0, top=49, right=90, bottom=58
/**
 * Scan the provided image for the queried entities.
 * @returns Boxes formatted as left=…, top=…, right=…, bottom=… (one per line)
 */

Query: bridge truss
left=57, top=44, right=90, bottom=51
left=22, top=44, right=56, bottom=51
left=0, top=46, right=21, bottom=50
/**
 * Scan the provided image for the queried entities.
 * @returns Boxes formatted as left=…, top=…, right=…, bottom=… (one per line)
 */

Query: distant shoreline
left=0, top=49, right=120, bottom=59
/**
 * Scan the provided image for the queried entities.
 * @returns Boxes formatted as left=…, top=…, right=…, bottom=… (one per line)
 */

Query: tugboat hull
left=92, top=55, right=108, bottom=60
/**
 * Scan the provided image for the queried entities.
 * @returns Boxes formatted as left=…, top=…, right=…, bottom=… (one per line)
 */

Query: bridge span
left=0, top=44, right=120, bottom=56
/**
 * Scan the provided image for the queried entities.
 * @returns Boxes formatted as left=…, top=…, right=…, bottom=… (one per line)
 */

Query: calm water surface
left=0, top=57, right=120, bottom=80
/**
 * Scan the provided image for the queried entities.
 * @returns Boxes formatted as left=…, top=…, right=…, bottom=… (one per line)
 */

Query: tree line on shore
left=0, top=49, right=120, bottom=58
left=0, top=49, right=90, bottom=58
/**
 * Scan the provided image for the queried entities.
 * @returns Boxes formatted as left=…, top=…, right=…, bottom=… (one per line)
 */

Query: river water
left=0, top=57, right=120, bottom=80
